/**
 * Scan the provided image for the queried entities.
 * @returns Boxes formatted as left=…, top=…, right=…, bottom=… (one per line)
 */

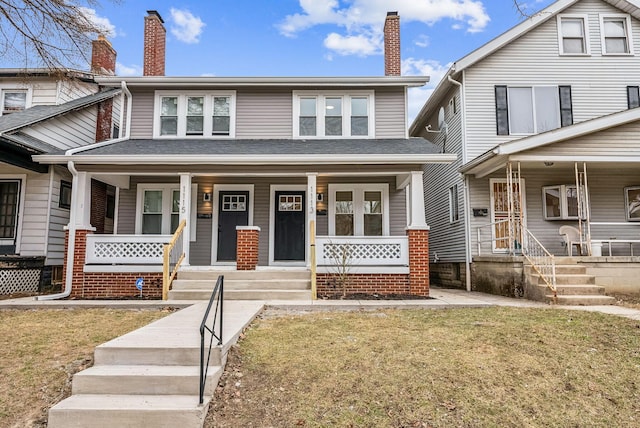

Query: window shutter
left=559, top=86, right=573, bottom=127
left=627, top=86, right=640, bottom=109
left=495, top=86, right=509, bottom=135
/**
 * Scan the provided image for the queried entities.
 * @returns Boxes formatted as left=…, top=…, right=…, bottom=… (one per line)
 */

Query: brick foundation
left=408, top=228, right=429, bottom=296
left=317, top=273, right=410, bottom=297
left=63, top=229, right=163, bottom=298
left=236, top=227, right=259, bottom=270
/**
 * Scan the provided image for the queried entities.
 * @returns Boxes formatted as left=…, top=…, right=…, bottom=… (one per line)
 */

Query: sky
left=8, top=0, right=557, bottom=122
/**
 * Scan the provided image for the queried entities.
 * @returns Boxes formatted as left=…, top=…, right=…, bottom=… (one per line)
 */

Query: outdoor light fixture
left=203, top=192, right=212, bottom=202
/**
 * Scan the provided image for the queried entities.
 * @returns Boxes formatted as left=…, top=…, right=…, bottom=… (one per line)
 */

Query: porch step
left=525, top=264, right=586, bottom=275
left=169, top=289, right=311, bottom=301
left=554, top=284, right=607, bottom=296
left=172, top=278, right=311, bottom=291
left=537, top=274, right=595, bottom=285
left=72, top=364, right=221, bottom=396
left=48, top=394, right=209, bottom=428
left=546, top=294, right=617, bottom=305
left=177, top=269, right=310, bottom=281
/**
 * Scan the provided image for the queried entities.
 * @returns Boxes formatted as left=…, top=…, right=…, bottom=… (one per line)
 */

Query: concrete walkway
left=2, top=288, right=639, bottom=320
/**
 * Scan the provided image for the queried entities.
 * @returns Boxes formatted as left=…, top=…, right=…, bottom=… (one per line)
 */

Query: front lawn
left=207, top=307, right=640, bottom=427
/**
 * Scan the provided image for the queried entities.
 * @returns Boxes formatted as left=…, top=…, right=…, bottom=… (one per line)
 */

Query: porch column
left=408, top=171, right=428, bottom=228
left=179, top=173, right=191, bottom=266
left=74, top=171, right=93, bottom=229
left=306, top=172, right=318, bottom=268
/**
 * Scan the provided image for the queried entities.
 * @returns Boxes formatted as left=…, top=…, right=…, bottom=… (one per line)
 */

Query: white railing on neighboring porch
left=522, top=228, right=557, bottom=299
left=316, top=236, right=409, bottom=267
left=85, top=234, right=172, bottom=264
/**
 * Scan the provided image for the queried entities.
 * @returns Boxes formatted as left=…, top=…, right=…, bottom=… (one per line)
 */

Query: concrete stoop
left=170, top=268, right=312, bottom=301
left=47, top=301, right=264, bottom=428
left=524, top=263, right=616, bottom=306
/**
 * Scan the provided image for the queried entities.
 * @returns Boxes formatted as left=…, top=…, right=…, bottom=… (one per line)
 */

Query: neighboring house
left=34, top=11, right=456, bottom=299
left=411, top=0, right=640, bottom=300
left=0, top=38, right=120, bottom=295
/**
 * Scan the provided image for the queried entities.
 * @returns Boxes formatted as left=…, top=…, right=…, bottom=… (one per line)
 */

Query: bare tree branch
left=0, top=0, right=118, bottom=73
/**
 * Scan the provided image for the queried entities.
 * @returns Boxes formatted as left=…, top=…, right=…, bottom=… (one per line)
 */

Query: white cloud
left=414, top=34, right=430, bottom=48
left=324, top=33, right=381, bottom=56
left=116, top=62, right=142, bottom=76
left=170, top=8, right=206, bottom=44
left=80, top=7, right=117, bottom=37
left=277, top=0, right=490, bottom=56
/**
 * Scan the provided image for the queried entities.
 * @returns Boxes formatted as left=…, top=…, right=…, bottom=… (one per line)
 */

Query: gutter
left=37, top=160, right=78, bottom=300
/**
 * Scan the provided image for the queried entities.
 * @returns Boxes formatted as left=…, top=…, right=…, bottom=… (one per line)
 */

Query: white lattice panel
left=94, top=242, right=165, bottom=259
left=0, top=269, right=40, bottom=294
left=323, top=243, right=402, bottom=260
left=316, top=237, right=409, bottom=267
left=85, top=235, right=171, bottom=264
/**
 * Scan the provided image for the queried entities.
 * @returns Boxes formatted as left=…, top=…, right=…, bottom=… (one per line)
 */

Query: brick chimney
left=143, top=10, right=166, bottom=76
left=91, top=35, right=116, bottom=75
left=91, top=36, right=117, bottom=143
left=384, top=11, right=401, bottom=76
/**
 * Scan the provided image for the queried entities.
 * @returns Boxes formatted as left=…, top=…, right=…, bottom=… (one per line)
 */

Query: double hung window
left=136, top=184, right=197, bottom=240
left=155, top=91, right=235, bottom=137
left=543, top=185, right=584, bottom=220
left=557, top=15, right=589, bottom=55
left=495, top=85, right=573, bottom=135
left=0, top=180, right=20, bottom=242
left=294, top=91, right=374, bottom=138
left=328, top=184, right=388, bottom=236
left=449, top=184, right=459, bottom=223
left=600, top=15, right=633, bottom=55
left=1, top=89, right=28, bottom=115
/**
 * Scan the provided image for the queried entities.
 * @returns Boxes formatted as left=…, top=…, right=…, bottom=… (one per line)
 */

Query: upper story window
left=557, top=15, right=590, bottom=55
left=495, top=85, right=573, bottom=135
left=628, top=86, right=640, bottom=109
left=154, top=91, right=236, bottom=138
left=1, top=89, right=28, bottom=115
left=293, top=91, right=375, bottom=138
left=600, top=14, right=633, bottom=55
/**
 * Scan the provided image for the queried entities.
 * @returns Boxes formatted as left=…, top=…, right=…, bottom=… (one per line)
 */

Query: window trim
left=59, top=180, right=72, bottom=210
left=328, top=183, right=389, bottom=236
left=542, top=184, right=583, bottom=220
left=153, top=91, right=236, bottom=138
left=293, top=91, right=375, bottom=139
left=599, top=14, right=634, bottom=56
left=0, top=87, right=32, bottom=116
left=449, top=184, right=460, bottom=224
left=135, top=183, right=197, bottom=240
left=557, top=14, right=591, bottom=56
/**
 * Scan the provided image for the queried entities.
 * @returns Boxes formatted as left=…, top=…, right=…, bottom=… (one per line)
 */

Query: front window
left=329, top=184, right=389, bottom=236
left=136, top=184, right=197, bottom=239
left=294, top=91, right=374, bottom=138
left=59, top=181, right=72, bottom=210
left=1, top=90, right=27, bottom=115
left=558, top=15, right=589, bottom=55
left=154, top=91, right=236, bottom=138
left=600, top=15, right=633, bottom=55
left=0, top=180, right=20, bottom=240
left=449, top=184, right=459, bottom=223
left=543, top=185, right=583, bottom=220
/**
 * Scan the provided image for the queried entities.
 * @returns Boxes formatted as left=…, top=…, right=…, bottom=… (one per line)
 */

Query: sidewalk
left=1, top=288, right=639, bottom=320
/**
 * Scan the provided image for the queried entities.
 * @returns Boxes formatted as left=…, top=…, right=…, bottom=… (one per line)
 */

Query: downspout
left=37, top=160, right=78, bottom=300
left=447, top=74, right=472, bottom=292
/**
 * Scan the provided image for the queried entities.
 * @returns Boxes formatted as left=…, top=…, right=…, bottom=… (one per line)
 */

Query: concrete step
left=177, top=269, right=310, bottom=281
left=524, top=264, right=586, bottom=275
left=554, top=284, right=607, bottom=296
left=47, top=394, right=209, bottom=428
left=94, top=343, right=223, bottom=367
left=169, top=289, right=311, bottom=301
left=546, top=294, right=617, bottom=305
left=72, top=365, right=221, bottom=396
left=172, top=278, right=311, bottom=291
left=538, top=274, right=595, bottom=285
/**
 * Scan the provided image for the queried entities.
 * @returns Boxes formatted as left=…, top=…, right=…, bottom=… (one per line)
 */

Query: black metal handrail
left=199, top=275, right=224, bottom=405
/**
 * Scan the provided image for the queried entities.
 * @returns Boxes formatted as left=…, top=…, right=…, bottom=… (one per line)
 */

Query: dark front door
left=217, top=191, right=249, bottom=261
left=274, top=191, right=305, bottom=261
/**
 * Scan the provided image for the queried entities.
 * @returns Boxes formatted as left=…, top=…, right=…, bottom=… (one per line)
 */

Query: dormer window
left=293, top=91, right=374, bottom=138
left=557, top=15, right=590, bottom=55
left=154, top=91, right=236, bottom=138
left=1, top=89, right=28, bottom=115
left=600, top=14, right=633, bottom=55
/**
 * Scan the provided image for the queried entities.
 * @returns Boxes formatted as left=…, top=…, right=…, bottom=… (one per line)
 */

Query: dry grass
left=612, top=293, right=640, bottom=310
left=207, top=307, right=640, bottom=428
left=0, top=308, right=170, bottom=427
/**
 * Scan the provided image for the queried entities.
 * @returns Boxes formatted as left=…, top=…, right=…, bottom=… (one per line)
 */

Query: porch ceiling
left=34, top=138, right=457, bottom=166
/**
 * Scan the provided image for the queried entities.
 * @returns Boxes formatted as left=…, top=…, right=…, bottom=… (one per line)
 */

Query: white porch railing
left=522, top=228, right=557, bottom=300
left=85, top=234, right=172, bottom=264
left=316, top=236, right=409, bottom=267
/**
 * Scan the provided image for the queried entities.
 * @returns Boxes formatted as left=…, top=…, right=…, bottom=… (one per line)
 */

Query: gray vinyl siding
left=128, top=87, right=407, bottom=139
left=22, top=108, right=97, bottom=150
left=469, top=166, right=640, bottom=257
left=416, top=87, right=467, bottom=262
left=463, top=0, right=640, bottom=161
left=375, top=87, right=407, bottom=138
left=18, top=170, right=51, bottom=259
left=57, top=81, right=98, bottom=104
left=30, top=82, right=59, bottom=106
left=46, top=167, right=72, bottom=265
left=235, top=90, right=292, bottom=138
